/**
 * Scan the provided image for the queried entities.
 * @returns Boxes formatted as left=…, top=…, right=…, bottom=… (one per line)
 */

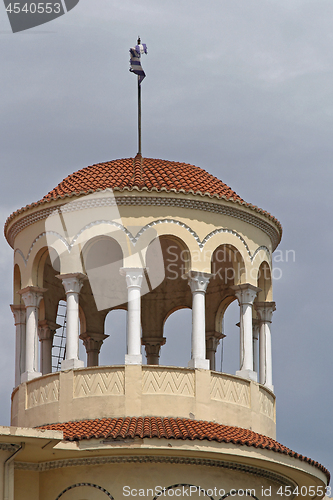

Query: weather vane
left=129, top=37, right=148, bottom=156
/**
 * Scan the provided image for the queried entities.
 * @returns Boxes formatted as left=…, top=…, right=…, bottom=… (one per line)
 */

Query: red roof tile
left=41, top=155, right=243, bottom=202
left=38, top=417, right=329, bottom=481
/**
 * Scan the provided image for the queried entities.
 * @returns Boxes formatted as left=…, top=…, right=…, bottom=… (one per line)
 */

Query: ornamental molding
left=14, top=454, right=294, bottom=487
left=54, top=483, right=114, bottom=500
left=14, top=220, right=270, bottom=267
left=6, top=196, right=280, bottom=250
left=0, top=443, right=21, bottom=452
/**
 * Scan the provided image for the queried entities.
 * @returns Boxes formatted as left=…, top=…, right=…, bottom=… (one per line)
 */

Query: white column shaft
left=242, top=302, right=253, bottom=371
left=188, top=272, right=210, bottom=370
left=58, top=274, right=85, bottom=370
left=232, top=284, right=259, bottom=382
left=192, top=291, right=206, bottom=360
left=11, top=306, right=26, bottom=387
left=25, top=306, right=39, bottom=373
left=127, top=286, right=142, bottom=357
left=121, top=268, right=144, bottom=365
left=66, top=291, right=80, bottom=360
left=259, top=322, right=266, bottom=385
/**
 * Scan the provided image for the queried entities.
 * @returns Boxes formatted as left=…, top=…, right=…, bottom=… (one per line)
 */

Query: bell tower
left=0, top=156, right=329, bottom=500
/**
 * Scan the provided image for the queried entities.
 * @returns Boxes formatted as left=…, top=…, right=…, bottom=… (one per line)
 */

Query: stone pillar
left=232, top=283, right=260, bottom=382
left=120, top=268, right=144, bottom=365
left=255, top=301, right=276, bottom=392
left=38, top=320, right=59, bottom=375
left=10, top=305, right=26, bottom=387
left=206, top=331, right=225, bottom=371
left=188, top=272, right=211, bottom=370
left=252, top=319, right=260, bottom=374
left=142, top=337, right=166, bottom=365
left=18, top=287, right=46, bottom=382
left=57, top=273, right=86, bottom=370
left=80, top=332, right=109, bottom=367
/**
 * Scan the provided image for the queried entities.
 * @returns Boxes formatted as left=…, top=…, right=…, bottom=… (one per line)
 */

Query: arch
left=152, top=484, right=214, bottom=500
left=160, top=308, right=192, bottom=367
left=13, top=264, right=22, bottom=305
left=147, top=234, right=192, bottom=281
left=55, top=483, right=114, bottom=500
left=211, top=244, right=246, bottom=286
left=81, top=235, right=125, bottom=312
left=215, top=295, right=237, bottom=334
left=220, top=491, right=259, bottom=500
left=101, top=308, right=127, bottom=366
left=257, top=261, right=272, bottom=302
left=31, top=246, right=60, bottom=288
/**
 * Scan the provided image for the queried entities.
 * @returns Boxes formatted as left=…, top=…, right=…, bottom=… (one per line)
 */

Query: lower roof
left=38, top=416, right=329, bottom=482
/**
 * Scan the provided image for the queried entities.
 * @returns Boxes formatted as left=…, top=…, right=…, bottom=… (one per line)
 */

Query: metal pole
left=138, top=75, right=141, bottom=155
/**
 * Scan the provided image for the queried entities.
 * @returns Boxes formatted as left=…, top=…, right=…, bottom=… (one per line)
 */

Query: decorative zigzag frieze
left=210, top=375, right=250, bottom=407
left=26, top=376, right=59, bottom=409
left=74, top=369, right=125, bottom=398
left=259, top=388, right=275, bottom=420
left=142, top=368, right=194, bottom=396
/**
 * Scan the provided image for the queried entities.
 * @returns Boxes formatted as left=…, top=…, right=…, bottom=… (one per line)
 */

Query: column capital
left=252, top=318, right=260, bottom=340
left=79, top=332, right=109, bottom=353
left=255, top=301, right=276, bottom=323
left=120, top=268, right=144, bottom=288
left=56, top=273, right=87, bottom=294
left=10, top=304, right=26, bottom=325
left=231, top=283, right=260, bottom=305
left=18, top=286, right=47, bottom=308
left=206, top=331, right=225, bottom=352
left=142, top=337, right=166, bottom=353
left=187, top=271, right=211, bottom=293
left=38, top=320, right=60, bottom=341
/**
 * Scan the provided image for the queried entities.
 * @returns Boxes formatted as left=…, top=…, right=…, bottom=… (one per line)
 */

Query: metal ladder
left=52, top=300, right=67, bottom=372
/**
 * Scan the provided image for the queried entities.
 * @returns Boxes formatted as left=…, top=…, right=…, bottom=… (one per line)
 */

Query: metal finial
left=137, top=37, right=141, bottom=45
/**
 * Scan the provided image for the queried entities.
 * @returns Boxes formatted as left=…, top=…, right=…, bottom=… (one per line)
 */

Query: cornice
left=4, top=193, right=282, bottom=251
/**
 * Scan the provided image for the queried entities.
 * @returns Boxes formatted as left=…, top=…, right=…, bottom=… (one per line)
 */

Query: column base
left=125, top=354, right=142, bottom=365
left=263, top=383, right=274, bottom=393
left=61, top=358, right=84, bottom=370
left=21, top=370, right=42, bottom=383
left=236, top=369, right=258, bottom=382
left=188, top=358, right=210, bottom=370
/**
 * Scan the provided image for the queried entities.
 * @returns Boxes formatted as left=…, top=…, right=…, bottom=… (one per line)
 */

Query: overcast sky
left=1, top=0, right=333, bottom=479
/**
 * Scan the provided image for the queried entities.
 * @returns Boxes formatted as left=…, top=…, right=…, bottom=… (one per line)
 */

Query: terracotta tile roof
left=41, top=155, right=244, bottom=202
left=4, top=155, right=283, bottom=245
left=38, top=417, right=329, bottom=481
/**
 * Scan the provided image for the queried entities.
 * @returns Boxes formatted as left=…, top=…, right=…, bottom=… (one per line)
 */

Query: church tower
left=0, top=154, right=329, bottom=500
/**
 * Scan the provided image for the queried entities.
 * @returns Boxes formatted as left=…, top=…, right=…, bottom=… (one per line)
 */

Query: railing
left=11, top=365, right=276, bottom=438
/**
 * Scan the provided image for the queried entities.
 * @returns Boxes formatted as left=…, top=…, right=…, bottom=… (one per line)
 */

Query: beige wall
left=12, top=366, right=276, bottom=438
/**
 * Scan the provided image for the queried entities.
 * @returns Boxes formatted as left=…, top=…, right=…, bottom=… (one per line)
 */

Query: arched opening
left=82, top=236, right=125, bottom=312
left=160, top=308, right=192, bottom=367
left=141, top=236, right=192, bottom=365
left=100, top=309, right=128, bottom=366
left=216, top=299, right=240, bottom=375
left=257, top=261, right=272, bottom=302
left=13, top=264, right=22, bottom=305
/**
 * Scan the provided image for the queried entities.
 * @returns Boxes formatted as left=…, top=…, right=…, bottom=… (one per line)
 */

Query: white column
left=80, top=332, right=109, bottom=367
left=18, top=287, right=46, bottom=382
left=38, top=320, right=58, bottom=375
left=255, top=301, right=276, bottom=392
left=58, top=273, right=86, bottom=370
left=232, top=284, right=260, bottom=382
left=252, top=319, right=259, bottom=374
left=10, top=305, right=26, bottom=387
left=188, top=272, right=211, bottom=370
left=206, top=331, right=225, bottom=371
left=120, top=268, right=144, bottom=365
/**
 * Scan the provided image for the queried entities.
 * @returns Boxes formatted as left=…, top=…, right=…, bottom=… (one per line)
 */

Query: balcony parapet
left=11, top=365, right=276, bottom=438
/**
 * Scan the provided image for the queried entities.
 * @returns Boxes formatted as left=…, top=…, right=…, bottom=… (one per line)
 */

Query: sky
left=1, top=0, right=333, bottom=481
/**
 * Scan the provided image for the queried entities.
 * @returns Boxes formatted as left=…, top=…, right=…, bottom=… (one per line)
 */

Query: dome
left=41, top=154, right=244, bottom=202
